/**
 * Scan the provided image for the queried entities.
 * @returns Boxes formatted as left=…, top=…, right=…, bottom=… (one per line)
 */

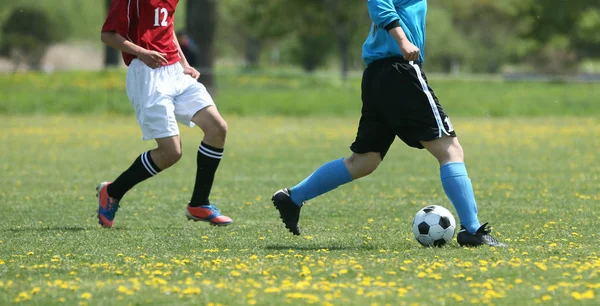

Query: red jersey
left=102, top=0, right=181, bottom=66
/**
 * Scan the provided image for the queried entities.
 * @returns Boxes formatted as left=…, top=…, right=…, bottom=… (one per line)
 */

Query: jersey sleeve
left=101, top=0, right=129, bottom=34
left=367, top=0, right=400, bottom=29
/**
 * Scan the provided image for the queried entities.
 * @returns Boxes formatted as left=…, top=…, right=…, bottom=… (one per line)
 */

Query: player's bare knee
left=204, top=120, right=228, bottom=143
left=216, top=120, right=228, bottom=141
left=345, top=153, right=380, bottom=179
left=449, top=142, right=464, bottom=160
left=440, top=140, right=464, bottom=164
left=423, top=136, right=464, bottom=165
left=158, top=146, right=183, bottom=167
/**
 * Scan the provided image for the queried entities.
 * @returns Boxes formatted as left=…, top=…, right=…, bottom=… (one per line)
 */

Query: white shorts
left=126, top=59, right=215, bottom=140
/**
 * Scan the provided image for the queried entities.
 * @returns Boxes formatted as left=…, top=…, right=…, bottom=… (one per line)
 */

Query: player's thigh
left=126, top=61, right=180, bottom=140
left=349, top=66, right=396, bottom=160
left=173, top=76, right=217, bottom=128
left=349, top=106, right=395, bottom=160
left=377, top=61, right=455, bottom=149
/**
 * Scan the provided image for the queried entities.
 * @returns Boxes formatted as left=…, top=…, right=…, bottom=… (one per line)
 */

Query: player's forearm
left=101, top=32, right=145, bottom=57
left=172, top=33, right=190, bottom=67
left=387, top=22, right=409, bottom=48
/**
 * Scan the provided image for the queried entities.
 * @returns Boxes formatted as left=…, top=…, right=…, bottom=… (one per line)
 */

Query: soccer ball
left=412, top=205, right=456, bottom=247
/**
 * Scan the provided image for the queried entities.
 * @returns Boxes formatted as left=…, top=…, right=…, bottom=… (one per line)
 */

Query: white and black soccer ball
left=412, top=205, right=456, bottom=247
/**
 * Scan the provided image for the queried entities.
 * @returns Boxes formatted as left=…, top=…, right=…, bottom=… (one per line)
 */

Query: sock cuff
left=199, top=142, right=224, bottom=159
left=141, top=151, right=161, bottom=176
left=440, top=162, right=467, bottom=179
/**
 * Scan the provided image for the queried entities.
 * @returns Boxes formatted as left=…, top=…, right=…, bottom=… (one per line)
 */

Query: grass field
left=1, top=71, right=600, bottom=117
left=1, top=114, right=599, bottom=305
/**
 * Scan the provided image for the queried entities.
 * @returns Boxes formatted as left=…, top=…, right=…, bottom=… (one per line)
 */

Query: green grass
left=1, top=71, right=599, bottom=117
left=1, top=115, right=599, bottom=305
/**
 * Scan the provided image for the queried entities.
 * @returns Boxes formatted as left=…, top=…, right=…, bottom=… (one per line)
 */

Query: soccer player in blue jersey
left=272, top=0, right=505, bottom=247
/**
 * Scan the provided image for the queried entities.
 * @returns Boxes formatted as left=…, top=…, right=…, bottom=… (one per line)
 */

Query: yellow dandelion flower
left=572, top=290, right=595, bottom=300
left=17, top=291, right=31, bottom=301
left=542, top=295, right=552, bottom=301
left=182, top=287, right=201, bottom=295
left=80, top=292, right=92, bottom=300
left=534, top=262, right=547, bottom=271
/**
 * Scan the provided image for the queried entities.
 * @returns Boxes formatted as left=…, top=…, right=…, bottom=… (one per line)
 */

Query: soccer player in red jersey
left=96, top=0, right=232, bottom=227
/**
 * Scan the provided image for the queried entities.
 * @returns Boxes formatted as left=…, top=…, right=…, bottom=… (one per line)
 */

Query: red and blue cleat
left=186, top=204, right=232, bottom=226
left=96, top=182, right=120, bottom=228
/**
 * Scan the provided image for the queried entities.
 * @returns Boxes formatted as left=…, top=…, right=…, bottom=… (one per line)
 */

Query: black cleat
left=457, top=223, right=507, bottom=247
left=272, top=188, right=301, bottom=235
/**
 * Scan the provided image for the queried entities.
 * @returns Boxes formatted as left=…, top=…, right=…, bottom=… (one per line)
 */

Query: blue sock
left=440, top=162, right=481, bottom=233
left=290, top=158, right=353, bottom=206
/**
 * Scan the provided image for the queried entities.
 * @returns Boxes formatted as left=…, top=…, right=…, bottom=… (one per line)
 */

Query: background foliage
left=0, top=0, right=598, bottom=74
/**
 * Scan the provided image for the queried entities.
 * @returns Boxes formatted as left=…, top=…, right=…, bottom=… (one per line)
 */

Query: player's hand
left=400, top=39, right=420, bottom=62
left=182, top=65, right=200, bottom=79
left=138, top=50, right=168, bottom=69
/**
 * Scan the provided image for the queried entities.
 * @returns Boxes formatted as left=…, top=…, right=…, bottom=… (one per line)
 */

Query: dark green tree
left=0, top=6, right=69, bottom=71
left=521, top=0, right=600, bottom=73
left=187, top=0, right=218, bottom=91
left=323, top=0, right=368, bottom=78
left=219, top=0, right=290, bottom=68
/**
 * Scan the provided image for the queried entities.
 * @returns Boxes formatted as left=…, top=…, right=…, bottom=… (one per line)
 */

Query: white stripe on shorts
left=409, top=61, right=450, bottom=137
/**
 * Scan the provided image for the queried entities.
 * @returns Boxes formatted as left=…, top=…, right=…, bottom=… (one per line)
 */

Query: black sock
left=189, top=142, right=223, bottom=207
left=107, top=151, right=161, bottom=200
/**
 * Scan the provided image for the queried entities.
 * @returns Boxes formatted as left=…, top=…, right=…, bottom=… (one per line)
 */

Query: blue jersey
left=362, top=0, right=427, bottom=65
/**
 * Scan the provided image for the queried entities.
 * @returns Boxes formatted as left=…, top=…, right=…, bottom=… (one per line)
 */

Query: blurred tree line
left=215, top=0, right=600, bottom=75
left=0, top=0, right=598, bottom=76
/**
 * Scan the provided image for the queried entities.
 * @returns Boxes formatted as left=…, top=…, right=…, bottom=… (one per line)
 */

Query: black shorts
left=350, top=57, right=456, bottom=159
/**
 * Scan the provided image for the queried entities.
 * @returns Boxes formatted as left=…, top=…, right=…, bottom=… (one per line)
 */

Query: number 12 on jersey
left=154, top=8, right=168, bottom=27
